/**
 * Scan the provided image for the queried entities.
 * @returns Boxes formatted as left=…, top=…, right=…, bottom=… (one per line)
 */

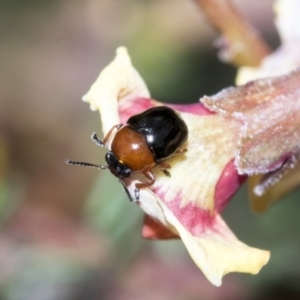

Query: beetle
left=66, top=106, right=188, bottom=201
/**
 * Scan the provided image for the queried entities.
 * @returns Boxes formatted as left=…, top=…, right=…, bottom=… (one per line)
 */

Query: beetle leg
left=162, top=169, right=171, bottom=177
left=137, top=169, right=156, bottom=188
left=103, top=124, right=122, bottom=146
left=134, top=188, right=140, bottom=201
left=119, top=179, right=134, bottom=202
left=134, top=169, right=156, bottom=201
left=91, top=133, right=104, bottom=146
left=91, top=124, right=122, bottom=147
left=158, top=162, right=171, bottom=177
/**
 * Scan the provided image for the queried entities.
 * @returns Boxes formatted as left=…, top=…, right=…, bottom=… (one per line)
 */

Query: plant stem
left=194, top=0, right=271, bottom=66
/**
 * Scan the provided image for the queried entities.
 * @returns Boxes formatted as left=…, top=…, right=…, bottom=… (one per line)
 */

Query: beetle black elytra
left=66, top=106, right=188, bottom=201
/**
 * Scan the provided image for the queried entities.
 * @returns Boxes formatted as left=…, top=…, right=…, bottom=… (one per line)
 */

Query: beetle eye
left=105, top=152, right=131, bottom=178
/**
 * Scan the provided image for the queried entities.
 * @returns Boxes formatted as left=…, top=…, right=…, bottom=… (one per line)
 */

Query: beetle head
left=105, top=152, right=132, bottom=179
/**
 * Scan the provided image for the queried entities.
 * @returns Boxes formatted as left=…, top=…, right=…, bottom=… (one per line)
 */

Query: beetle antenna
left=91, top=132, right=104, bottom=147
left=66, top=160, right=108, bottom=170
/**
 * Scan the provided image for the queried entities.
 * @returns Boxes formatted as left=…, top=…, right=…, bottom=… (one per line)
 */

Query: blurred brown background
left=1, top=0, right=300, bottom=299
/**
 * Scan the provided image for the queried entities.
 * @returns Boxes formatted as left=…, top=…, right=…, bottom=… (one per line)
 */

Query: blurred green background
left=2, top=0, right=300, bottom=299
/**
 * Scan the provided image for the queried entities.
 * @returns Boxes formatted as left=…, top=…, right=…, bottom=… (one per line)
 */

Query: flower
left=82, top=47, right=270, bottom=286
left=235, top=0, right=300, bottom=212
left=76, top=0, right=300, bottom=287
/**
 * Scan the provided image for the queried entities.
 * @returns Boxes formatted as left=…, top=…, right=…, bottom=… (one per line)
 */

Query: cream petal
left=82, top=47, right=150, bottom=136
left=176, top=213, right=270, bottom=286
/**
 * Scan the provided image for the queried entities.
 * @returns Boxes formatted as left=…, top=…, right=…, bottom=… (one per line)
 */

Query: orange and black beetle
left=67, top=106, right=188, bottom=201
